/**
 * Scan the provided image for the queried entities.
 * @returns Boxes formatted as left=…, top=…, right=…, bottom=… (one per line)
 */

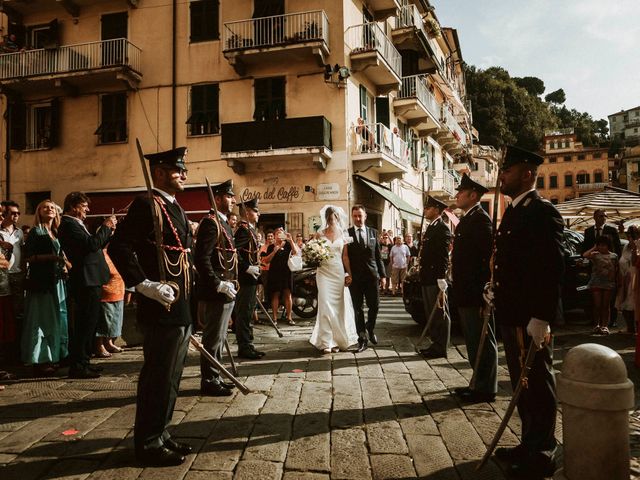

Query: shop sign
left=316, top=182, right=340, bottom=201
left=239, top=185, right=302, bottom=203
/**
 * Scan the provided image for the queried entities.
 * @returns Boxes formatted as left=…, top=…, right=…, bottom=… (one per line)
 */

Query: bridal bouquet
left=302, top=238, right=333, bottom=267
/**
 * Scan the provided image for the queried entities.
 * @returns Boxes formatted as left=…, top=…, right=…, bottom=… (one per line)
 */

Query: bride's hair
left=319, top=204, right=349, bottom=240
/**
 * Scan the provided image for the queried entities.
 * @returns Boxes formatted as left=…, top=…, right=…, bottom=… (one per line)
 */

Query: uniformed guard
left=108, top=147, right=194, bottom=466
left=418, top=195, right=452, bottom=359
left=451, top=174, right=497, bottom=403
left=195, top=179, right=238, bottom=396
left=490, top=145, right=564, bottom=477
left=234, top=198, right=265, bottom=359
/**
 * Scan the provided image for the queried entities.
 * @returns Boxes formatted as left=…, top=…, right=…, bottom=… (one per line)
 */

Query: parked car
left=402, top=230, right=591, bottom=325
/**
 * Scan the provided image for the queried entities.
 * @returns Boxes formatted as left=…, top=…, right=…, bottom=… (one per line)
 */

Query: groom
left=346, top=205, right=386, bottom=352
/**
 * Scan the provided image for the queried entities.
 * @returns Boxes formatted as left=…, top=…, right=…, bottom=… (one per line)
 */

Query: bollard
left=555, top=343, right=634, bottom=480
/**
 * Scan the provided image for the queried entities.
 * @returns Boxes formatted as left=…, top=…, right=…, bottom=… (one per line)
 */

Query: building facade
left=537, top=129, right=610, bottom=204
left=0, top=0, right=471, bottom=237
left=609, top=106, right=640, bottom=147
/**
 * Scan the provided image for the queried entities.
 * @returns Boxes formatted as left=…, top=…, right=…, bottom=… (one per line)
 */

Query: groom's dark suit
left=346, top=225, right=386, bottom=346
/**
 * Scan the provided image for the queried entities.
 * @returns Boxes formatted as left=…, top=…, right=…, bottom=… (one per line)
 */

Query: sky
left=432, top=0, right=640, bottom=121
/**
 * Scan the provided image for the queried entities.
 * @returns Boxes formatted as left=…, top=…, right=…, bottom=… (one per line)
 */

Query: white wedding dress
left=309, top=236, right=359, bottom=351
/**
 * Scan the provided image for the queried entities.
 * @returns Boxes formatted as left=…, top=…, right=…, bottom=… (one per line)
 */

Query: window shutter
left=9, top=100, right=26, bottom=150
left=190, top=2, right=202, bottom=42
left=44, top=19, right=60, bottom=49
left=49, top=98, right=60, bottom=147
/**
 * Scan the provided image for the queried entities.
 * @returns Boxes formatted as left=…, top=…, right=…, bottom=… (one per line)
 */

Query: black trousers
left=68, top=285, right=102, bottom=370
left=348, top=276, right=379, bottom=337
left=234, top=283, right=257, bottom=351
left=500, top=325, right=557, bottom=457
left=199, top=299, right=234, bottom=385
left=135, top=322, right=191, bottom=451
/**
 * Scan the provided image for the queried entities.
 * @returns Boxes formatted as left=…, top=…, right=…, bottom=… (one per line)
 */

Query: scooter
left=291, top=267, right=318, bottom=319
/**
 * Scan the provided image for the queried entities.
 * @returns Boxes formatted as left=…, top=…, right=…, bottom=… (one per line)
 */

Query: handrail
left=345, top=22, right=402, bottom=79
left=395, top=4, right=424, bottom=31
left=441, top=105, right=468, bottom=145
left=425, top=169, right=457, bottom=196
left=351, top=122, right=410, bottom=166
left=0, top=38, right=141, bottom=80
left=223, top=10, right=329, bottom=51
left=398, top=75, right=440, bottom=121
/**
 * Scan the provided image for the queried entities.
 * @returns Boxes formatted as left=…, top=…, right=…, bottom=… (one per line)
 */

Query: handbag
left=287, top=254, right=303, bottom=272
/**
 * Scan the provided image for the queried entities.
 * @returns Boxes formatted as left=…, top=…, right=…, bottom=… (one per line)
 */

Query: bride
left=309, top=205, right=359, bottom=354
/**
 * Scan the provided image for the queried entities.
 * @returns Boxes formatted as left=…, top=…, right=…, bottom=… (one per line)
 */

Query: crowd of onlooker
left=0, top=194, right=124, bottom=381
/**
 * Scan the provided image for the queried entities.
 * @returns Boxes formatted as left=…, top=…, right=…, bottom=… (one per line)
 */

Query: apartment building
left=609, top=106, right=640, bottom=147
left=537, top=129, right=610, bottom=204
left=0, top=0, right=471, bottom=236
left=623, top=146, right=640, bottom=194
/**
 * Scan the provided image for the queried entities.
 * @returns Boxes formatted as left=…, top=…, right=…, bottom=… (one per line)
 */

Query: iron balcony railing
left=345, top=23, right=402, bottom=79
left=395, top=3, right=424, bottom=31
left=441, top=106, right=468, bottom=145
left=352, top=122, right=410, bottom=166
left=223, top=10, right=329, bottom=51
left=398, top=75, right=440, bottom=121
left=0, top=38, right=141, bottom=80
left=426, top=169, right=458, bottom=197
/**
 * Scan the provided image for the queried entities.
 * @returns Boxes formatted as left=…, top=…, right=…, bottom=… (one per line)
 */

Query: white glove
left=135, top=279, right=175, bottom=307
left=437, top=278, right=448, bottom=292
left=246, top=265, right=260, bottom=279
left=527, top=318, right=550, bottom=349
left=217, top=281, right=237, bottom=300
left=482, top=282, right=494, bottom=306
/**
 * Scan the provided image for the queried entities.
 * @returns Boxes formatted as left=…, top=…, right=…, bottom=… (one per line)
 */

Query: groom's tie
left=357, top=228, right=364, bottom=246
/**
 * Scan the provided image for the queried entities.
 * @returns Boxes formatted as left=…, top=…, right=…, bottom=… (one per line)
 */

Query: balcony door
left=101, top=12, right=128, bottom=66
left=253, top=0, right=285, bottom=47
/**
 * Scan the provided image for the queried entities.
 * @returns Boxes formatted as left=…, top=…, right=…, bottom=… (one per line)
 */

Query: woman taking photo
left=21, top=200, right=69, bottom=376
left=263, top=227, right=299, bottom=325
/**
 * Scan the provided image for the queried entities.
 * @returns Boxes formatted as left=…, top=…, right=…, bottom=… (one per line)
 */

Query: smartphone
left=278, top=232, right=286, bottom=240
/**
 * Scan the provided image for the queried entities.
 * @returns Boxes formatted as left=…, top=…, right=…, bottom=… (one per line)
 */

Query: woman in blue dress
left=21, top=200, right=69, bottom=376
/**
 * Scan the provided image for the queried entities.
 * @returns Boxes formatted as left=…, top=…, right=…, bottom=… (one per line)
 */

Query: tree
left=545, top=88, right=566, bottom=104
left=514, top=76, right=546, bottom=97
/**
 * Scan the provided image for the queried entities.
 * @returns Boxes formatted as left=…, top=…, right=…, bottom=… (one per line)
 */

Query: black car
left=402, top=230, right=591, bottom=325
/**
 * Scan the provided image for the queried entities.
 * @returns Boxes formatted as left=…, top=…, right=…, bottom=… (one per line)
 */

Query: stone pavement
left=0, top=297, right=638, bottom=480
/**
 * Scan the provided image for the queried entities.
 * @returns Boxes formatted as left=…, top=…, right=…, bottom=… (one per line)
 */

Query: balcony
left=221, top=116, right=332, bottom=174
left=346, top=23, right=402, bottom=95
left=434, top=105, right=468, bottom=154
left=351, top=122, right=410, bottom=180
left=222, top=10, right=329, bottom=75
left=367, top=0, right=401, bottom=20
left=0, top=38, right=141, bottom=95
left=394, top=75, right=441, bottom=135
left=426, top=169, right=459, bottom=198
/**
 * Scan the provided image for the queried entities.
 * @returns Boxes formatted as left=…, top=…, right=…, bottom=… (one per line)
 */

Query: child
left=584, top=235, right=619, bottom=334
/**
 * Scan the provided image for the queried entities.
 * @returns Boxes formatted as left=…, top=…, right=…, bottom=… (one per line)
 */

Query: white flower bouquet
left=302, top=238, right=333, bottom=268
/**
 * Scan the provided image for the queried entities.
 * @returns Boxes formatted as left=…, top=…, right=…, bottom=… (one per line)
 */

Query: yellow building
left=537, top=129, right=610, bottom=204
left=0, top=0, right=470, bottom=237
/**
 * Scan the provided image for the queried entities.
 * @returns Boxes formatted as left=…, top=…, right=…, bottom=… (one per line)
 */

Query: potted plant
left=425, top=18, right=441, bottom=38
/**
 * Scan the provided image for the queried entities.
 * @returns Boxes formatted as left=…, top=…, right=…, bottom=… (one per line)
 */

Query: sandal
left=287, top=319, right=296, bottom=326
left=106, top=345, right=123, bottom=353
left=94, top=350, right=112, bottom=358
left=331, top=347, right=340, bottom=353
left=592, top=326, right=602, bottom=334
left=600, top=326, right=610, bottom=335
left=322, top=348, right=332, bottom=354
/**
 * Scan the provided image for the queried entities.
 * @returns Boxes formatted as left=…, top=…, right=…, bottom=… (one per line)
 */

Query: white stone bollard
left=555, top=343, right=634, bottom=480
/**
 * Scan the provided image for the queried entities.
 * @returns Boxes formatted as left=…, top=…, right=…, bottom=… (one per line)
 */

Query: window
left=359, top=85, right=372, bottom=123
left=549, top=175, right=558, bottom=188
left=593, top=152, right=602, bottom=159
left=28, top=20, right=59, bottom=49
left=564, top=155, right=572, bottom=162
left=9, top=99, right=59, bottom=150
left=190, top=0, right=219, bottom=42
left=594, top=171, right=603, bottom=183
left=577, top=172, right=590, bottom=184
left=536, top=176, right=544, bottom=189
left=95, top=93, right=127, bottom=144
left=254, top=77, right=285, bottom=121
left=549, top=156, right=557, bottom=163
left=578, top=154, right=585, bottom=160
left=564, top=173, right=573, bottom=187
left=26, top=191, right=51, bottom=215
left=187, top=84, right=219, bottom=136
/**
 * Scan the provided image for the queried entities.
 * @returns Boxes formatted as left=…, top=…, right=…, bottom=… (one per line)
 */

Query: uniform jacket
left=194, top=210, right=237, bottom=303
left=346, top=226, right=386, bottom=280
left=451, top=204, right=492, bottom=307
left=234, top=220, right=259, bottom=286
left=419, top=217, right=452, bottom=285
left=58, top=215, right=111, bottom=289
left=493, top=190, right=565, bottom=327
left=582, top=223, right=622, bottom=257
left=108, top=193, right=193, bottom=326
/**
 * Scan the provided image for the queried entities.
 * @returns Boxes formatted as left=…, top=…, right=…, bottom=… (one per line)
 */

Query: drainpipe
left=4, top=98, right=10, bottom=200
left=171, top=0, right=177, bottom=149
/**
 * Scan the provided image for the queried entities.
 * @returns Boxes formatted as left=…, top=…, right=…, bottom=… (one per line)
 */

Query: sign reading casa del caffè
left=239, top=185, right=303, bottom=203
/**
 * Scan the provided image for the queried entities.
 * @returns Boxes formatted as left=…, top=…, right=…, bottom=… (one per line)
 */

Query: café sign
left=239, top=185, right=302, bottom=203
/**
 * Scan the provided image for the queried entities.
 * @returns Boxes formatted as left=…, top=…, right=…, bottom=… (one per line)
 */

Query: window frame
left=254, top=76, right=286, bottom=121
left=95, top=92, right=128, bottom=145
left=190, top=0, right=220, bottom=43
left=187, top=83, right=220, bottom=136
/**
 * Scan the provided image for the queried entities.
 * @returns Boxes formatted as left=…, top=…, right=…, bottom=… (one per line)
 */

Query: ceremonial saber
left=476, top=340, right=538, bottom=471
left=203, top=177, right=239, bottom=376
left=415, top=289, right=446, bottom=352
left=470, top=168, right=502, bottom=391
left=189, top=336, right=250, bottom=395
left=256, top=297, right=284, bottom=337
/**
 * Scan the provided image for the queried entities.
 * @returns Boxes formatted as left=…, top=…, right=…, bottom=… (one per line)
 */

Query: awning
left=555, top=186, right=640, bottom=229
left=354, top=175, right=422, bottom=223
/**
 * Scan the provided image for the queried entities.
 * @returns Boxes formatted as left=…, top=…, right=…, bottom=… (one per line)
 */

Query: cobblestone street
left=0, top=297, right=638, bottom=480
